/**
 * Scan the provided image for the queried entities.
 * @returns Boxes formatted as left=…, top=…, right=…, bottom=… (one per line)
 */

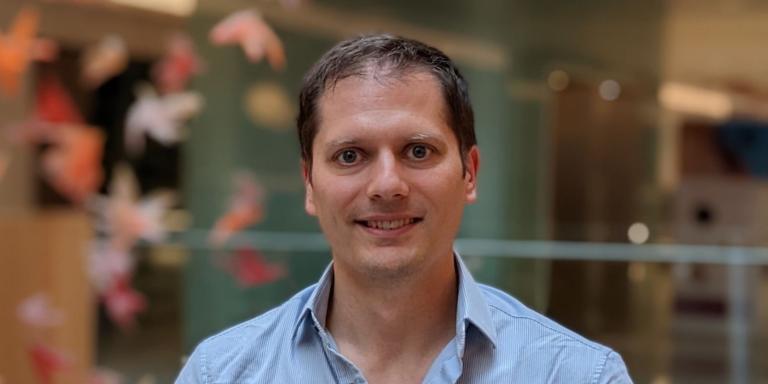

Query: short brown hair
left=297, top=34, right=476, bottom=171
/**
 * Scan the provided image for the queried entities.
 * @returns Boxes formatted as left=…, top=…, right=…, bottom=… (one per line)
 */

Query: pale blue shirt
left=176, top=254, right=632, bottom=383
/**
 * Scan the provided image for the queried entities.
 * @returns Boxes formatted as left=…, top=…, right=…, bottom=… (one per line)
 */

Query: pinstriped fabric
left=176, top=254, right=633, bottom=384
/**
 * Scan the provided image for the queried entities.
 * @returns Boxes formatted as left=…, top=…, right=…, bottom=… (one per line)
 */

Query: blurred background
left=1, top=0, right=768, bottom=383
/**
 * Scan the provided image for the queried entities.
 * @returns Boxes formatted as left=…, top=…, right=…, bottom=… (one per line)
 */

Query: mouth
left=354, top=217, right=423, bottom=231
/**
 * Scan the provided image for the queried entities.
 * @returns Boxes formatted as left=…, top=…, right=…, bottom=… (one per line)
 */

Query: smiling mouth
left=355, top=218, right=423, bottom=230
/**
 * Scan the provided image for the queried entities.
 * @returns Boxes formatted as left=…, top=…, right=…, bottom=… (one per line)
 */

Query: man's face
left=303, top=70, right=479, bottom=282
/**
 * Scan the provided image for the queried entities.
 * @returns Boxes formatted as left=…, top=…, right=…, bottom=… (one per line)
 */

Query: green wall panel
left=182, top=0, right=664, bottom=350
left=182, top=14, right=335, bottom=348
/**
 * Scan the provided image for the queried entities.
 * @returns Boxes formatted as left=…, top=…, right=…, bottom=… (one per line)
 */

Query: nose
left=366, top=152, right=409, bottom=200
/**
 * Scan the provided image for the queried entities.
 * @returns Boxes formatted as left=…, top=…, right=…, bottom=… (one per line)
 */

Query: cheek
left=312, top=176, right=361, bottom=215
left=429, top=176, right=468, bottom=221
left=416, top=166, right=468, bottom=202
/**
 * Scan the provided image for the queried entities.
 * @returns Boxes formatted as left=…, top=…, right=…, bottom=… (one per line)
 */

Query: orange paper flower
left=0, top=7, right=58, bottom=97
left=209, top=172, right=265, bottom=246
left=41, top=124, right=104, bottom=204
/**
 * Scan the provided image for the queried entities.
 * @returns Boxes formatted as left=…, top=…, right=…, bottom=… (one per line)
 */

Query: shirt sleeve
left=175, top=343, right=209, bottom=384
left=594, top=351, right=633, bottom=384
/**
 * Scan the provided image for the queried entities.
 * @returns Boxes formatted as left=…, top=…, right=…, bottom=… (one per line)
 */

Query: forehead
left=314, top=71, right=451, bottom=145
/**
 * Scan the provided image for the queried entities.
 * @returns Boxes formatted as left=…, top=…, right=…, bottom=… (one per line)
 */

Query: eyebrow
left=324, top=133, right=444, bottom=151
left=407, top=133, right=439, bottom=142
left=326, top=138, right=360, bottom=149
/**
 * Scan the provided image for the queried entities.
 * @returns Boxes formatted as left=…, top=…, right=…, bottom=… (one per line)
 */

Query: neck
left=326, top=254, right=458, bottom=382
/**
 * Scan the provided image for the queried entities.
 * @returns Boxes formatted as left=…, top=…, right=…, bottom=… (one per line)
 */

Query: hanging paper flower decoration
left=209, top=9, right=286, bottom=71
left=209, top=171, right=265, bottom=246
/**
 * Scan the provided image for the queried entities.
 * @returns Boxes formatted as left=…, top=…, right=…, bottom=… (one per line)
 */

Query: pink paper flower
left=103, top=165, right=173, bottom=251
left=88, top=241, right=134, bottom=294
left=28, top=342, right=73, bottom=384
left=226, top=248, right=286, bottom=287
left=103, top=278, right=147, bottom=330
left=152, top=33, right=203, bottom=94
left=124, top=85, right=203, bottom=155
left=209, top=9, right=286, bottom=71
left=17, top=293, right=65, bottom=328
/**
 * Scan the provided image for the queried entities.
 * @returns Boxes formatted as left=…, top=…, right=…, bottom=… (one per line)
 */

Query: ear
left=301, top=160, right=317, bottom=216
left=464, top=146, right=480, bottom=203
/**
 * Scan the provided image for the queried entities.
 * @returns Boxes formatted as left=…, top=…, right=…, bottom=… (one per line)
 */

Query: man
left=177, top=34, right=632, bottom=383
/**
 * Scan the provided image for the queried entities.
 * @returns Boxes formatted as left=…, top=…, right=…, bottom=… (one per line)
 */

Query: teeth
left=366, top=218, right=414, bottom=230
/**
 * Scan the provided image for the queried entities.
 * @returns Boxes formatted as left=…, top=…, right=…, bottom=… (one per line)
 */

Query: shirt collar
left=292, top=253, right=498, bottom=349
left=455, top=252, right=498, bottom=349
left=292, top=263, right=333, bottom=345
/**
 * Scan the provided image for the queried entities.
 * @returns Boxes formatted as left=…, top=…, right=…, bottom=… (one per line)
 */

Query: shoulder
left=203, top=284, right=313, bottom=350
left=476, top=284, right=632, bottom=383
left=175, top=285, right=316, bottom=383
left=479, top=283, right=605, bottom=350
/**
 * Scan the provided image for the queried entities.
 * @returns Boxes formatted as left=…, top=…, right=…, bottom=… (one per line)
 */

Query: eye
left=334, top=149, right=362, bottom=165
left=406, top=144, right=432, bottom=160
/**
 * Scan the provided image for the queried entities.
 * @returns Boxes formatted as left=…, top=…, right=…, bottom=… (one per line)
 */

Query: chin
left=358, top=247, right=424, bottom=281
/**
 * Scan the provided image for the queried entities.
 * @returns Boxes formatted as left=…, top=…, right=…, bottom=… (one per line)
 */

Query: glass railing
left=140, top=230, right=768, bottom=384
